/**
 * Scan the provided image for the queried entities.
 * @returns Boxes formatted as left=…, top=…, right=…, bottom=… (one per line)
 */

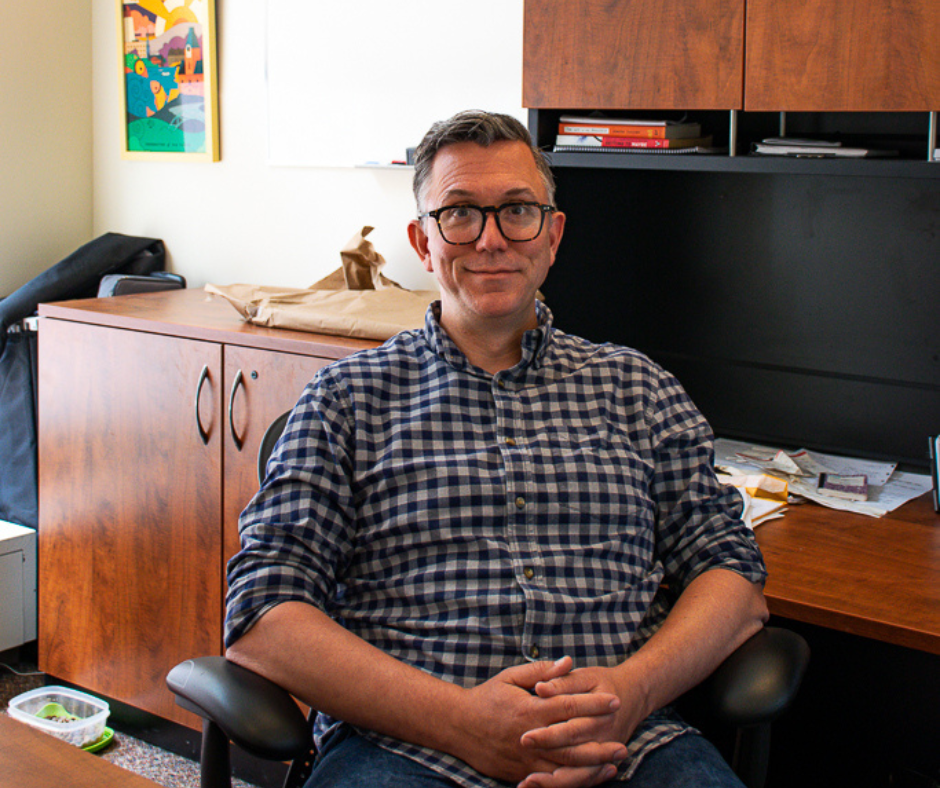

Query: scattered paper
left=787, top=449, right=896, bottom=487
left=732, top=447, right=804, bottom=476
left=716, top=471, right=789, bottom=529
left=714, top=439, right=933, bottom=518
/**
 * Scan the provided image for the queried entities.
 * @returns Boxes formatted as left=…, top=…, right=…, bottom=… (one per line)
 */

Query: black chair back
left=257, top=411, right=291, bottom=484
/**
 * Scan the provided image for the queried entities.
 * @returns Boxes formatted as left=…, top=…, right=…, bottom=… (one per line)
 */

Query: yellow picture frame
left=117, top=0, right=220, bottom=161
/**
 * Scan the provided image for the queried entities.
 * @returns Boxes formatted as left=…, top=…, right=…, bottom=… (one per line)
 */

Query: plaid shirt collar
left=423, top=299, right=553, bottom=376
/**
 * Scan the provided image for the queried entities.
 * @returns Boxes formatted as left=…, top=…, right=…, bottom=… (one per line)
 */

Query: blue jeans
left=305, top=727, right=745, bottom=788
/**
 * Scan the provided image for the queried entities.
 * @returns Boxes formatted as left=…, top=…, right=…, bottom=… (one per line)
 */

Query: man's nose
left=476, top=210, right=508, bottom=248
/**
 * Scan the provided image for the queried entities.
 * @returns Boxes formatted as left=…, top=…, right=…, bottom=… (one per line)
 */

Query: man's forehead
left=439, top=184, right=540, bottom=202
left=427, top=140, right=545, bottom=202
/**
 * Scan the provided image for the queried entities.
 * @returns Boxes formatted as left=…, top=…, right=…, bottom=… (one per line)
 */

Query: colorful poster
left=119, top=0, right=219, bottom=160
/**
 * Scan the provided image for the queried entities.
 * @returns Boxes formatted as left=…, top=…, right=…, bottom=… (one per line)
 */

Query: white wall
left=1, top=0, right=93, bottom=298
left=91, top=1, right=435, bottom=292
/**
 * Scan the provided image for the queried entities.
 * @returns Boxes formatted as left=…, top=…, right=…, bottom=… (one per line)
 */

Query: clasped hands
left=455, top=656, right=645, bottom=788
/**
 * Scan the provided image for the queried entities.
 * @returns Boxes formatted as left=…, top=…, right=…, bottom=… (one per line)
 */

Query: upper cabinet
left=523, top=0, right=745, bottom=110
left=523, top=0, right=939, bottom=112
left=745, top=0, right=940, bottom=111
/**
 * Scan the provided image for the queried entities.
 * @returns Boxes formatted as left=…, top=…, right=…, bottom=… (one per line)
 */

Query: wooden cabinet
left=745, top=0, right=940, bottom=111
left=523, top=0, right=744, bottom=110
left=524, top=0, right=939, bottom=111
left=37, top=289, right=376, bottom=726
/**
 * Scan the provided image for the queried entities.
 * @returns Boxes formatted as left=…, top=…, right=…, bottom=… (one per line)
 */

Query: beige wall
left=90, top=1, right=434, bottom=292
left=1, top=0, right=93, bottom=298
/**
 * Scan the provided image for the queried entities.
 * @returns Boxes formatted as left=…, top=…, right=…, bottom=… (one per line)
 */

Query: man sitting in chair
left=225, top=110, right=769, bottom=788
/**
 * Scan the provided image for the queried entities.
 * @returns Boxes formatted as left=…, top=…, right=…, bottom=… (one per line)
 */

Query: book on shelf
left=556, top=133, right=713, bottom=150
left=552, top=144, right=718, bottom=155
left=817, top=473, right=869, bottom=502
left=558, top=115, right=702, bottom=140
left=751, top=137, right=898, bottom=158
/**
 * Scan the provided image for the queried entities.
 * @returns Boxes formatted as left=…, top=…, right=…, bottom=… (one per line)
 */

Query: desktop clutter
left=715, top=438, right=936, bottom=527
left=206, top=226, right=438, bottom=341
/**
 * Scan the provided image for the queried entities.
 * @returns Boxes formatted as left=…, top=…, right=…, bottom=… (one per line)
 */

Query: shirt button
left=497, top=380, right=506, bottom=389
left=505, top=437, right=516, bottom=446
left=515, top=497, right=526, bottom=509
left=523, top=566, right=535, bottom=580
left=529, top=645, right=540, bottom=659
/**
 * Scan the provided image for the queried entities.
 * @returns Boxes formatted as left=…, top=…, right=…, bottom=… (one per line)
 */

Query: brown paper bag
left=206, top=227, right=438, bottom=341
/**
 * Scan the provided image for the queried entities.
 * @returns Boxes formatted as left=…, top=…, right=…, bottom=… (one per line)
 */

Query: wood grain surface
left=757, top=493, right=940, bottom=654
left=0, top=714, right=160, bottom=788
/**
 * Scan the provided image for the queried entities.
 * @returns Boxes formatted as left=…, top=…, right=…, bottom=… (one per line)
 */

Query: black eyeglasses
left=419, top=202, right=556, bottom=245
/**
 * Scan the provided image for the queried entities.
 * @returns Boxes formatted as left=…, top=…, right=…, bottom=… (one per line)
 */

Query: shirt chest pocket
left=526, top=428, right=655, bottom=524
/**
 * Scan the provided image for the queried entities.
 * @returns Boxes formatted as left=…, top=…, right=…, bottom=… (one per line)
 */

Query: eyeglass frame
left=418, top=201, right=557, bottom=245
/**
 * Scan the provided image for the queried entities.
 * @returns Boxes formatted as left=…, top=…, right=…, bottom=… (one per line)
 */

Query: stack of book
left=751, top=137, right=898, bottom=158
left=553, top=115, right=714, bottom=154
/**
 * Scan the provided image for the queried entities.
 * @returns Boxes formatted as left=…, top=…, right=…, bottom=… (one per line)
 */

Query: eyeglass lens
left=437, top=204, right=545, bottom=244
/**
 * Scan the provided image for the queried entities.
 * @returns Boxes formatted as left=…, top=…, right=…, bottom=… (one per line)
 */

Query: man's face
left=408, top=141, right=565, bottom=334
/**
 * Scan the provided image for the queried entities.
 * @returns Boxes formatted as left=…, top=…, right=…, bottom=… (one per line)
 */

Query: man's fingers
left=518, top=763, right=620, bottom=788
left=535, top=689, right=621, bottom=729
left=533, top=669, right=598, bottom=699
left=522, top=723, right=627, bottom=766
left=521, top=715, right=621, bottom=752
left=503, top=656, right=574, bottom=690
left=532, top=740, right=627, bottom=768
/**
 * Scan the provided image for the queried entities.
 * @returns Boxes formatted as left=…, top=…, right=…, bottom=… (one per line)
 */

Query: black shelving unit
left=531, top=109, right=940, bottom=179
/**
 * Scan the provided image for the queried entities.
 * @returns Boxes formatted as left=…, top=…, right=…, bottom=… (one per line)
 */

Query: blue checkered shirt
left=226, top=301, right=766, bottom=786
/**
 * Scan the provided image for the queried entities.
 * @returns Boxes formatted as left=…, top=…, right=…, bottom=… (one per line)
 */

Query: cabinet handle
left=194, top=364, right=210, bottom=445
left=228, top=368, right=244, bottom=451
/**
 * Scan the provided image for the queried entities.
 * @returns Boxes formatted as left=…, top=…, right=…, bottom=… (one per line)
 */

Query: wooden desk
left=755, top=492, right=940, bottom=655
left=0, top=714, right=160, bottom=788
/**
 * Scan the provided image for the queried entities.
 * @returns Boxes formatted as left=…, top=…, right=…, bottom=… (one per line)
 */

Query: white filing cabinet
left=0, top=520, right=37, bottom=652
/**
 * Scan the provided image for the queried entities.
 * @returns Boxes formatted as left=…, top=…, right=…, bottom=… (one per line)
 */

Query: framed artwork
left=117, top=0, right=220, bottom=161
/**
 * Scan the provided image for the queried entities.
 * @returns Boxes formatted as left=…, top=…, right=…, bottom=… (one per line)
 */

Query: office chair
left=168, top=412, right=810, bottom=788
left=257, top=410, right=291, bottom=484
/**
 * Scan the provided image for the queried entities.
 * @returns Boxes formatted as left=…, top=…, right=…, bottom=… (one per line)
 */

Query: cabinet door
left=523, top=0, right=745, bottom=110
left=222, top=347, right=332, bottom=566
left=746, top=0, right=940, bottom=110
left=38, top=319, right=223, bottom=726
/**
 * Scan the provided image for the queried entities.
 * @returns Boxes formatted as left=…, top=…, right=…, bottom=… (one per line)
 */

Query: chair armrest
left=695, top=626, right=810, bottom=728
left=167, top=656, right=310, bottom=761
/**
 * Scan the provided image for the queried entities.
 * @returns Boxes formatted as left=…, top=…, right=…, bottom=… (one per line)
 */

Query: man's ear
left=408, top=219, right=433, bottom=273
left=547, top=210, right=566, bottom=264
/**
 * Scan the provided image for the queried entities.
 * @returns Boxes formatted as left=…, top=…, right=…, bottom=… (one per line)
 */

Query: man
left=225, top=110, right=769, bottom=788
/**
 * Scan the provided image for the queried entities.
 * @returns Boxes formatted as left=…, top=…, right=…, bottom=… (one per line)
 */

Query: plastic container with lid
left=7, top=686, right=110, bottom=748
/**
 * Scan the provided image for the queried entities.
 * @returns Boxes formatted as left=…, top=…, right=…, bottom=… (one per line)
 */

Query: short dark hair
left=412, top=110, right=556, bottom=211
